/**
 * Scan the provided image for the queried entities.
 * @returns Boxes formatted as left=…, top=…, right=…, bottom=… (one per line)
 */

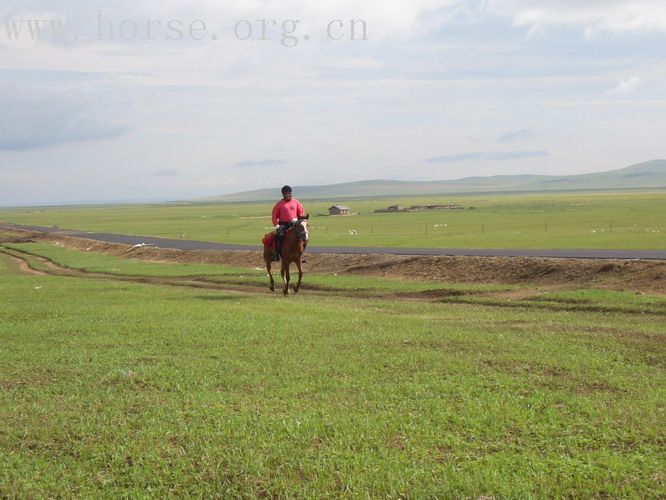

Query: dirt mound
left=5, top=230, right=666, bottom=294
left=344, top=255, right=666, bottom=293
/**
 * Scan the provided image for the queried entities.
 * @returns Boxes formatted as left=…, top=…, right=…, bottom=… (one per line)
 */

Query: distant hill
left=201, top=160, right=666, bottom=202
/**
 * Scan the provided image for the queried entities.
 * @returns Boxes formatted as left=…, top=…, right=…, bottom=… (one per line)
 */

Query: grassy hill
left=203, top=160, right=666, bottom=202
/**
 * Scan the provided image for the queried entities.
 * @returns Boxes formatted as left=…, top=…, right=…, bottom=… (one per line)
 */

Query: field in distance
left=1, top=191, right=665, bottom=250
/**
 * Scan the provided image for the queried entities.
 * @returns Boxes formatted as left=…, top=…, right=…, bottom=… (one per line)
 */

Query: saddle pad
left=262, top=232, right=277, bottom=250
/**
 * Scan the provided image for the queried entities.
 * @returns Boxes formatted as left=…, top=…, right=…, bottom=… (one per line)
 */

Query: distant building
left=375, top=203, right=462, bottom=213
left=374, top=204, right=405, bottom=213
left=328, top=204, right=351, bottom=216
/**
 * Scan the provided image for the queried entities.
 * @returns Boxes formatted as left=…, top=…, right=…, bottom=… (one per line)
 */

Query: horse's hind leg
left=266, top=261, right=275, bottom=292
left=293, top=259, right=303, bottom=293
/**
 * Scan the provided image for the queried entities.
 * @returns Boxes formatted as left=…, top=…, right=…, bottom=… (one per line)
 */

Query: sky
left=1, top=0, right=665, bottom=205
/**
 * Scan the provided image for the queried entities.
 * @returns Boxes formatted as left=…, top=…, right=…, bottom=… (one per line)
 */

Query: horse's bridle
left=293, top=218, right=309, bottom=242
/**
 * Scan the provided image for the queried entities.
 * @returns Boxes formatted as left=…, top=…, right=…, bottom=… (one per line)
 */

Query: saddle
left=263, top=221, right=297, bottom=250
left=262, top=227, right=293, bottom=248
left=263, top=229, right=291, bottom=262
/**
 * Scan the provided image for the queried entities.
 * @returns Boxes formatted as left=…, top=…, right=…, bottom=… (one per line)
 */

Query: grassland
left=1, top=238, right=664, bottom=497
left=1, top=191, right=665, bottom=249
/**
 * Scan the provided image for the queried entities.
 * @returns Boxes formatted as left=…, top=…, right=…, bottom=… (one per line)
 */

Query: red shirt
left=272, top=198, right=305, bottom=225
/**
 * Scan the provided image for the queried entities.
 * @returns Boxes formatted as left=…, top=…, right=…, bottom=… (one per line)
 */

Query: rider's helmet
left=281, top=185, right=292, bottom=194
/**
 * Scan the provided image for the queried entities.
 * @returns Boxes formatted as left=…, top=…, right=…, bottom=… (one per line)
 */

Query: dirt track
left=2, top=229, right=665, bottom=295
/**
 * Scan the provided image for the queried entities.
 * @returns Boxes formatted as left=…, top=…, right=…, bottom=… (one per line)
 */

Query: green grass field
left=1, top=239, right=664, bottom=497
left=1, top=191, right=665, bottom=249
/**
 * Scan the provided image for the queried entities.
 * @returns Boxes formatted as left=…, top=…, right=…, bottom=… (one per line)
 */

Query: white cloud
left=498, top=129, right=537, bottom=143
left=609, top=76, right=644, bottom=94
left=487, top=0, right=666, bottom=35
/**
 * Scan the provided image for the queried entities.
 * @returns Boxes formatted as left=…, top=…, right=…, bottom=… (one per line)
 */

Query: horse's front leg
left=293, top=258, right=303, bottom=293
left=281, top=262, right=290, bottom=295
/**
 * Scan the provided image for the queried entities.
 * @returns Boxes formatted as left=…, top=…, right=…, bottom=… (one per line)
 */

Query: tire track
left=2, top=244, right=665, bottom=317
left=0, top=246, right=257, bottom=295
left=0, top=244, right=385, bottom=299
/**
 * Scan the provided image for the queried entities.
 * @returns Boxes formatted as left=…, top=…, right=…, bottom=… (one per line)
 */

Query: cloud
left=427, top=150, right=549, bottom=163
left=152, top=168, right=178, bottom=176
left=498, top=129, right=537, bottom=143
left=487, top=0, right=666, bottom=35
left=0, top=85, right=128, bottom=151
left=427, top=152, right=487, bottom=163
left=232, top=159, right=285, bottom=167
left=609, top=76, right=643, bottom=94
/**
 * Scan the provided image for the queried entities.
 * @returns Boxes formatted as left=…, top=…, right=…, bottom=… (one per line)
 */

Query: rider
left=272, top=185, right=305, bottom=260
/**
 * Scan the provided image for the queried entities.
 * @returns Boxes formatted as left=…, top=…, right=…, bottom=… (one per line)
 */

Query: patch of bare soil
left=2, top=229, right=666, bottom=295
left=344, top=255, right=666, bottom=295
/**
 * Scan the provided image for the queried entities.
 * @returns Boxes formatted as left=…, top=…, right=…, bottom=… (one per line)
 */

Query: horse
left=263, top=215, right=310, bottom=295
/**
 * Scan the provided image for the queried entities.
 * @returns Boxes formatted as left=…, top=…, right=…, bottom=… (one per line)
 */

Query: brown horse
left=263, top=215, right=309, bottom=295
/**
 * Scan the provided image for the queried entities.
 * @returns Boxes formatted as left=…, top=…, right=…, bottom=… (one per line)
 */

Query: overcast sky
left=1, top=0, right=665, bottom=205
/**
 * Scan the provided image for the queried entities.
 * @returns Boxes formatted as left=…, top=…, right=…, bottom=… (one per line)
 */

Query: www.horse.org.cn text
left=2, top=13, right=368, bottom=48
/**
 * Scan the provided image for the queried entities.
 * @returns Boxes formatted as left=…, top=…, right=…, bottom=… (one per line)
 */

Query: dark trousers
left=276, top=222, right=291, bottom=255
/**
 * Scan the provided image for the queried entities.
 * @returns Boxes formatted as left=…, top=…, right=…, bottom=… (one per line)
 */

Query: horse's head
left=294, top=214, right=310, bottom=243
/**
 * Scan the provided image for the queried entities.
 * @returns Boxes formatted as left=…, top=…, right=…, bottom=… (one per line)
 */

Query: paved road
left=2, top=222, right=665, bottom=260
